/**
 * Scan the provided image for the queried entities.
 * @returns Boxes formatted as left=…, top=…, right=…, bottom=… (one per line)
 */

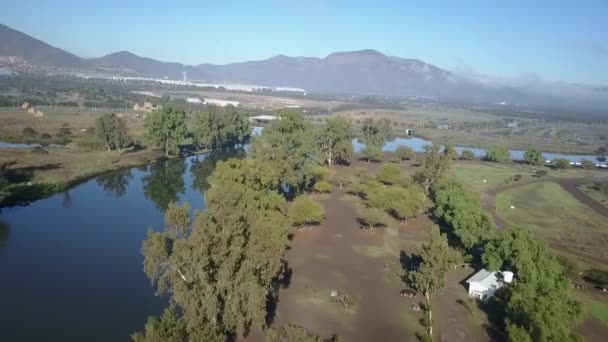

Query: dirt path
left=253, top=189, right=415, bottom=341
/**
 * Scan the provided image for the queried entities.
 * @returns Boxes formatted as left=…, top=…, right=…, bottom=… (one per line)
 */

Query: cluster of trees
left=145, top=107, right=188, bottom=156
left=317, top=117, right=354, bottom=166
left=360, top=118, right=391, bottom=162
left=135, top=159, right=290, bottom=341
left=349, top=164, right=427, bottom=228
left=193, top=105, right=249, bottom=150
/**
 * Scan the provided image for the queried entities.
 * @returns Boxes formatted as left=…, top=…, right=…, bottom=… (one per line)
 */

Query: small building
left=250, top=115, right=279, bottom=124
left=203, top=98, right=240, bottom=107
left=466, top=269, right=513, bottom=300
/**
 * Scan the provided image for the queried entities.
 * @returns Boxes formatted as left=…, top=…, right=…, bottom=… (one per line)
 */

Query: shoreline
left=0, top=146, right=209, bottom=209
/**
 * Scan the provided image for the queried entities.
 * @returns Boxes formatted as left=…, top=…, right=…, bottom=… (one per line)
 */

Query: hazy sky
left=1, top=0, right=607, bottom=85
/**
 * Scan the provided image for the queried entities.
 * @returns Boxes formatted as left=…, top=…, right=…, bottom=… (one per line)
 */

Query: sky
left=1, top=0, right=607, bottom=85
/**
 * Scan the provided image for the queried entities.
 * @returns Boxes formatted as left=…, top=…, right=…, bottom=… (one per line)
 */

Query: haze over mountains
left=1, top=23, right=606, bottom=113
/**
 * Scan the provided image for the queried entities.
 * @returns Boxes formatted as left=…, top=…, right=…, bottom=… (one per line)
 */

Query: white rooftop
left=466, top=269, right=501, bottom=289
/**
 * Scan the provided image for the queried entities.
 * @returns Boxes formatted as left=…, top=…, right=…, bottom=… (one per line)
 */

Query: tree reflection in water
left=142, top=159, right=186, bottom=212
left=96, top=168, right=133, bottom=198
left=0, top=219, right=10, bottom=254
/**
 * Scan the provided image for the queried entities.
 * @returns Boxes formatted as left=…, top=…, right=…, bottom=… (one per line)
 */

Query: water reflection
left=142, top=159, right=186, bottom=212
left=61, top=191, right=73, bottom=209
left=190, top=148, right=246, bottom=192
left=96, top=169, right=133, bottom=198
left=0, top=220, right=9, bottom=254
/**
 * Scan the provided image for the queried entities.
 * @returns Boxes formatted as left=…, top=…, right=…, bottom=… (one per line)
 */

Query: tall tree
left=407, top=226, right=459, bottom=337
left=193, top=105, right=249, bottom=150
left=95, top=113, right=131, bottom=151
left=317, top=116, right=353, bottom=166
left=139, top=158, right=289, bottom=340
left=361, top=118, right=391, bottom=149
left=251, top=109, right=315, bottom=193
left=145, top=106, right=188, bottom=156
left=413, top=144, right=451, bottom=193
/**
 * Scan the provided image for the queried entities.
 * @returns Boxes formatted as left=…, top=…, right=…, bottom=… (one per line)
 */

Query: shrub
left=485, top=146, right=510, bottom=162
left=581, top=160, right=595, bottom=170
left=357, top=207, right=389, bottom=230
left=583, top=269, right=608, bottom=287
left=395, top=145, right=415, bottom=161
left=362, top=144, right=382, bottom=162
left=22, top=127, right=38, bottom=138
left=535, top=169, right=548, bottom=178
left=288, top=196, right=325, bottom=229
left=553, top=158, right=570, bottom=170
left=523, top=148, right=544, bottom=165
left=376, top=163, right=408, bottom=186
left=313, top=181, right=333, bottom=193
left=460, top=149, right=475, bottom=160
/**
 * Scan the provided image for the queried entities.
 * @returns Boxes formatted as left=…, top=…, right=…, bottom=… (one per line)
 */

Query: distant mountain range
left=1, top=23, right=607, bottom=113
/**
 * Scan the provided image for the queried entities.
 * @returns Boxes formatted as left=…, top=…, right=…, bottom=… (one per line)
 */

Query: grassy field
left=495, top=181, right=608, bottom=268
left=448, top=161, right=537, bottom=192
left=576, top=291, right=608, bottom=328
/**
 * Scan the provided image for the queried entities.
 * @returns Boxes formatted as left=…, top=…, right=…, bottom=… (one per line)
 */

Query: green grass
left=495, top=181, right=608, bottom=267
left=575, top=292, right=608, bottom=328
left=448, top=161, right=536, bottom=192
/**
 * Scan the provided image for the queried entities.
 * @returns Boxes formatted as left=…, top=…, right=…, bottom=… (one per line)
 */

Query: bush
left=30, top=146, right=48, bottom=154
left=313, top=181, right=333, bottom=193
left=376, top=163, right=408, bottom=186
left=523, top=148, right=544, bottom=165
left=460, top=149, right=475, bottom=160
left=22, top=127, right=38, bottom=138
left=395, top=145, right=415, bottom=161
left=553, top=158, right=570, bottom=170
left=535, top=169, right=548, bottom=178
left=357, top=207, right=389, bottom=230
left=485, top=146, right=510, bottom=162
left=444, top=145, right=458, bottom=160
left=362, top=144, right=382, bottom=162
left=311, top=165, right=334, bottom=182
left=288, top=196, right=325, bottom=229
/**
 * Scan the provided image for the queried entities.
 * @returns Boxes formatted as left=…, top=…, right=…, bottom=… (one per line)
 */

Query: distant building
left=466, top=269, right=513, bottom=300
left=203, top=98, right=240, bottom=107
left=186, top=98, right=203, bottom=104
left=250, top=115, right=279, bottom=124
left=436, top=124, right=450, bottom=130
left=133, top=101, right=161, bottom=112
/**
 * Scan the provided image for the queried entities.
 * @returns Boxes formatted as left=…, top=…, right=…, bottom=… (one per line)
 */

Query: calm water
left=0, top=150, right=242, bottom=341
left=352, top=137, right=603, bottom=164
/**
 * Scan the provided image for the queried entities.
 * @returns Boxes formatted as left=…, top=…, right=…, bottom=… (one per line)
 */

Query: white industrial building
left=466, top=269, right=514, bottom=300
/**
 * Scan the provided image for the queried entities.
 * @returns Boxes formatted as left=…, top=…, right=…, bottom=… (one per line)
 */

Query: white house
left=466, top=269, right=513, bottom=300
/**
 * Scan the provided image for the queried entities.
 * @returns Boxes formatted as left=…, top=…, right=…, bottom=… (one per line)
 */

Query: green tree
left=407, top=226, right=459, bottom=337
left=433, top=180, right=495, bottom=250
left=460, top=149, right=475, bottom=160
left=395, top=145, right=415, bottom=161
left=413, top=144, right=451, bottom=193
left=288, top=196, right=325, bottom=229
left=357, top=207, right=389, bottom=230
left=190, top=148, right=246, bottom=192
left=381, top=185, right=426, bottom=222
left=523, top=148, right=544, bottom=165
left=361, top=118, right=391, bottom=149
left=485, top=146, right=510, bottom=162
left=139, top=158, right=289, bottom=340
left=193, top=105, right=249, bottom=150
left=317, top=116, right=353, bottom=166
left=145, top=106, right=187, bottom=156
left=361, top=144, right=382, bottom=163
left=132, top=306, right=188, bottom=342
left=252, top=109, right=315, bottom=193
left=95, top=113, right=131, bottom=151
left=553, top=158, right=570, bottom=170
left=376, top=163, right=408, bottom=186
